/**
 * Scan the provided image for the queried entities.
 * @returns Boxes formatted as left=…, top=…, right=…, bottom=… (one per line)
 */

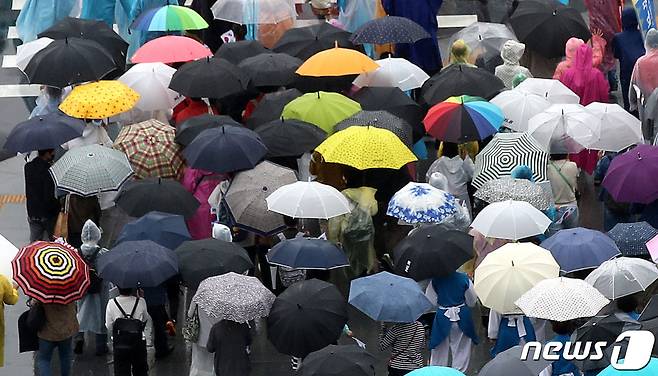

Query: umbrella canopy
left=349, top=271, right=433, bottom=323
left=245, top=88, right=302, bottom=129
left=471, top=200, right=551, bottom=241
left=183, top=125, right=267, bottom=174
left=12, top=241, right=90, bottom=304
left=353, top=57, right=429, bottom=91
left=607, top=221, right=657, bottom=257
left=602, top=145, right=658, bottom=204
left=238, top=52, right=302, bottom=87
left=585, top=257, right=658, bottom=299
left=472, top=132, right=549, bottom=189
left=215, top=40, right=269, bottom=64
left=448, top=22, right=518, bottom=66
left=296, top=46, right=378, bottom=77
left=113, top=119, right=184, bottom=180
left=394, top=226, right=474, bottom=280
left=640, top=294, right=658, bottom=322
left=59, top=80, right=140, bottom=119
left=131, top=35, right=213, bottom=64
left=335, top=110, right=413, bottom=148
left=267, top=238, right=349, bottom=270
left=515, top=78, right=580, bottom=104
left=490, top=90, right=551, bottom=132
left=598, top=358, right=658, bottom=376
left=515, top=277, right=609, bottom=322
left=115, top=211, right=191, bottom=250
left=131, top=5, right=208, bottom=31
left=255, top=118, right=326, bottom=158
left=282, top=91, right=361, bottom=134
left=266, top=180, right=350, bottom=219
left=192, top=273, right=275, bottom=324
left=118, top=63, right=182, bottom=111
left=299, top=345, right=376, bottom=376
left=540, top=228, right=620, bottom=273
left=273, top=23, right=355, bottom=61
left=169, top=58, right=249, bottom=99
left=49, top=144, right=133, bottom=196
left=176, top=239, right=253, bottom=288
left=0, top=235, right=18, bottom=279
left=474, top=242, right=560, bottom=314
left=405, top=366, right=465, bottom=376
left=115, top=178, right=200, bottom=219
left=268, top=279, right=348, bottom=357
left=15, top=37, right=53, bottom=71
left=175, top=114, right=241, bottom=146
left=478, top=346, right=550, bottom=376
left=586, top=102, right=643, bottom=152
left=387, top=182, right=458, bottom=224
left=3, top=111, right=85, bottom=154
left=421, top=64, right=505, bottom=105
left=98, top=240, right=178, bottom=288
left=424, top=95, right=503, bottom=143
left=352, top=87, right=425, bottom=141
left=351, top=16, right=430, bottom=44
left=527, top=103, right=600, bottom=154
left=211, top=0, right=296, bottom=24
left=225, top=161, right=297, bottom=235
left=474, top=178, right=551, bottom=210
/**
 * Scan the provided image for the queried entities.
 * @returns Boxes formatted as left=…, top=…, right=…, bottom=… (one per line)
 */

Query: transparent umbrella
left=448, top=22, right=517, bottom=65
left=211, top=0, right=296, bottom=25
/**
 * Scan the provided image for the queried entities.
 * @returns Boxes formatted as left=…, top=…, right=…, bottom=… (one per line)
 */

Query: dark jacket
left=24, top=157, right=60, bottom=219
left=613, top=8, right=646, bottom=81
left=207, top=321, right=251, bottom=376
left=67, top=194, right=101, bottom=236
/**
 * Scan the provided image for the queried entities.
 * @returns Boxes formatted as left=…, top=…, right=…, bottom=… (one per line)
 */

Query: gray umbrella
left=479, top=345, right=549, bottom=376
left=334, top=110, right=413, bottom=148
left=448, top=22, right=518, bottom=66
left=474, top=178, right=551, bottom=210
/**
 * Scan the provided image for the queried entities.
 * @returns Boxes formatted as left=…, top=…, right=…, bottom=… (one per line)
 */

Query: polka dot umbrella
left=59, top=80, right=140, bottom=120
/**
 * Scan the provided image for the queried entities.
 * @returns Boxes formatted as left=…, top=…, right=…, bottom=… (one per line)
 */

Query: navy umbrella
left=115, top=211, right=191, bottom=250
left=97, top=240, right=179, bottom=288
left=3, top=111, right=85, bottom=154
left=245, top=88, right=302, bottom=130
left=267, top=238, right=349, bottom=270
left=421, top=64, right=505, bottom=105
left=115, top=178, right=200, bottom=219
left=175, top=114, right=241, bottom=146
left=255, top=118, right=326, bottom=158
left=607, top=221, right=658, bottom=257
left=540, top=227, right=620, bottom=273
left=351, top=16, right=430, bottom=45
left=175, top=238, right=253, bottom=288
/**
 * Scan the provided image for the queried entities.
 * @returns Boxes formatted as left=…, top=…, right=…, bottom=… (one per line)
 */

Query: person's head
left=646, top=28, right=658, bottom=51
left=616, top=294, right=639, bottom=314
left=573, top=43, right=594, bottom=69
left=212, top=223, right=233, bottom=242
left=440, top=142, right=459, bottom=158
left=80, top=220, right=102, bottom=255
left=118, top=288, right=135, bottom=296
left=512, top=72, right=528, bottom=88
left=564, top=37, right=585, bottom=61
left=550, top=153, right=569, bottom=161
left=428, top=172, right=449, bottom=191
left=551, top=320, right=577, bottom=335
left=283, top=215, right=299, bottom=229
left=510, top=165, right=534, bottom=182
left=450, top=39, right=471, bottom=64
left=622, top=7, right=640, bottom=32
left=37, top=149, right=55, bottom=162
left=44, top=86, right=62, bottom=100
left=501, top=40, right=525, bottom=66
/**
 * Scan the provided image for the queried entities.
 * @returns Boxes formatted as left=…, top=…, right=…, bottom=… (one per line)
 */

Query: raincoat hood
left=573, top=44, right=594, bottom=70
left=622, top=7, right=639, bottom=31
left=647, top=28, right=658, bottom=50
left=342, top=187, right=378, bottom=215
left=428, top=172, right=449, bottom=191
left=564, top=37, right=585, bottom=62
left=449, top=39, right=471, bottom=64
left=212, top=223, right=233, bottom=242
left=510, top=165, right=535, bottom=182
left=80, top=220, right=102, bottom=257
left=500, top=40, right=525, bottom=66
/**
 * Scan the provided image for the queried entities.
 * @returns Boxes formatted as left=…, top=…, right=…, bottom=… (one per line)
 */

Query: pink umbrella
left=647, top=234, right=658, bottom=263
left=131, top=35, right=212, bottom=64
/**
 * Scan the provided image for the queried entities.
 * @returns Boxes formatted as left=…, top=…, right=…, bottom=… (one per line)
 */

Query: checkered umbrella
left=113, top=119, right=184, bottom=180
left=12, top=241, right=90, bottom=304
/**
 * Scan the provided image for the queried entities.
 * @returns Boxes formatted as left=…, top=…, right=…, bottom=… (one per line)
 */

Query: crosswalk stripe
left=11, top=0, right=24, bottom=11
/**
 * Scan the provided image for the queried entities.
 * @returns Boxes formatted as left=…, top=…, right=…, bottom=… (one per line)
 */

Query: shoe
left=155, top=345, right=175, bottom=359
left=74, top=340, right=84, bottom=355
left=166, top=320, right=176, bottom=336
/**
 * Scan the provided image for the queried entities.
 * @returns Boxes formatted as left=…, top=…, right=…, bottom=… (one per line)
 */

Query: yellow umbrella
left=296, top=45, right=379, bottom=77
left=59, top=81, right=140, bottom=119
left=315, top=126, right=417, bottom=170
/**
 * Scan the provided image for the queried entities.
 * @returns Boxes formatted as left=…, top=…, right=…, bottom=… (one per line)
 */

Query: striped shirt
left=379, top=321, right=426, bottom=370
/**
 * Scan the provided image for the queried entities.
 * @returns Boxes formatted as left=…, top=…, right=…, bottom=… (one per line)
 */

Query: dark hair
left=118, top=288, right=135, bottom=296
left=45, top=86, right=62, bottom=98
left=550, top=154, right=569, bottom=160
left=283, top=215, right=298, bottom=228
left=37, top=149, right=55, bottom=157
left=616, top=294, right=639, bottom=314
left=442, top=142, right=459, bottom=158
left=551, top=320, right=577, bottom=335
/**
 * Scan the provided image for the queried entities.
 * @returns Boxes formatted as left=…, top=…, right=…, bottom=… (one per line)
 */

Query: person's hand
left=346, top=329, right=353, bottom=337
left=591, top=27, right=603, bottom=38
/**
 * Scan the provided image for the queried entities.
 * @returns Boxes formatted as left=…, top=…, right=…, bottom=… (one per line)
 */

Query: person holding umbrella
left=379, top=320, right=426, bottom=376
left=24, top=149, right=60, bottom=242
left=16, top=0, right=77, bottom=42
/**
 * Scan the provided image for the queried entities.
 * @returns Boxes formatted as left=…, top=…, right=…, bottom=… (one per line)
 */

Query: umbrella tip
left=511, top=260, right=515, bottom=267
left=297, top=303, right=303, bottom=310
left=334, top=41, right=339, bottom=48
left=317, top=92, right=320, bottom=99
left=638, top=152, right=642, bottom=160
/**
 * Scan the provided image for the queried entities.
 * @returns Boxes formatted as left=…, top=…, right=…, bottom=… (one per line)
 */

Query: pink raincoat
left=181, top=167, right=229, bottom=240
left=553, top=37, right=584, bottom=80
left=584, top=0, right=622, bottom=72
left=631, top=29, right=658, bottom=99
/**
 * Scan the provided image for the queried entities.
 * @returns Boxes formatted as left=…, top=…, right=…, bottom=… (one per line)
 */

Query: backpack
left=112, top=298, right=146, bottom=351
left=342, top=206, right=374, bottom=243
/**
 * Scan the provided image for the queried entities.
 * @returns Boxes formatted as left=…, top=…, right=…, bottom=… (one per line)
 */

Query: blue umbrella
left=349, top=271, right=433, bottom=323
left=3, top=111, right=85, bottom=153
left=351, top=16, right=431, bottom=45
left=115, top=211, right=191, bottom=250
left=266, top=238, right=349, bottom=270
left=607, top=221, right=658, bottom=257
left=97, top=240, right=178, bottom=288
left=405, top=366, right=465, bottom=376
left=597, top=357, right=658, bottom=376
left=540, top=227, right=620, bottom=273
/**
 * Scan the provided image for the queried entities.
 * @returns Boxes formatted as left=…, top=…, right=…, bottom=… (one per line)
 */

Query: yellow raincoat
left=0, top=275, right=19, bottom=367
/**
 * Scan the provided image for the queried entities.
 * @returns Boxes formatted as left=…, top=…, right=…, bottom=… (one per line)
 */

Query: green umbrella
left=281, top=91, right=361, bottom=134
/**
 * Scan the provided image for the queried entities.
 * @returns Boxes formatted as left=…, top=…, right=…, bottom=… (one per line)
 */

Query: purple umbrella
left=602, top=145, right=658, bottom=204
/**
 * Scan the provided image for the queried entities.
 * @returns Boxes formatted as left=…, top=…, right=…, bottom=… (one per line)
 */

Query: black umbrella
left=97, top=240, right=179, bottom=288
left=238, top=53, right=302, bottom=88
left=115, top=178, right=200, bottom=219
left=421, top=64, right=505, bottom=105
left=3, top=111, right=84, bottom=154
left=351, top=16, right=430, bottom=45
left=255, top=118, right=326, bottom=158
left=245, top=88, right=302, bottom=129
left=394, top=226, right=474, bottom=281
left=24, top=37, right=116, bottom=88
left=175, top=238, right=253, bottom=288
left=335, top=110, right=413, bottom=148
left=267, top=279, right=348, bottom=358
left=215, top=40, right=269, bottom=65
left=175, top=114, right=241, bottom=146
left=292, top=74, right=360, bottom=94
left=510, top=0, right=591, bottom=59
left=299, top=345, right=376, bottom=376
left=479, top=345, right=550, bottom=376
left=640, top=294, right=658, bottom=356
left=169, top=57, right=249, bottom=99
left=273, top=23, right=357, bottom=60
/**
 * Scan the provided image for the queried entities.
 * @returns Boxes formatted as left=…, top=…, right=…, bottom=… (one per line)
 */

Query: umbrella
left=98, top=240, right=178, bottom=288
left=0, top=235, right=18, bottom=279
left=281, top=91, right=361, bottom=134
left=349, top=271, right=433, bottom=323
left=527, top=103, right=600, bottom=154
left=350, top=16, right=430, bottom=44
left=490, top=90, right=551, bottom=132
left=215, top=40, right=269, bottom=65
left=12, top=241, right=90, bottom=304
left=586, top=102, right=643, bottom=152
left=113, top=119, right=184, bottom=180
left=509, top=0, right=591, bottom=58
left=353, top=57, right=429, bottom=91
left=268, top=279, right=348, bottom=357
left=169, top=58, right=249, bottom=99
left=474, top=178, right=551, bottom=210
left=299, top=345, right=376, bottom=376
left=601, top=145, right=658, bottom=204
left=394, top=226, right=474, bottom=280
left=387, top=182, right=458, bottom=224
left=131, top=35, right=213, bottom=64
left=255, top=118, right=326, bottom=158
left=515, top=277, right=609, bottom=322
left=183, top=125, right=267, bottom=174
left=3, top=111, right=85, bottom=154
left=421, top=64, right=505, bottom=105
left=585, top=257, right=658, bottom=299
left=115, top=178, right=200, bottom=219
left=15, top=37, right=53, bottom=71
left=423, top=95, right=503, bottom=143
left=640, top=294, right=658, bottom=322
left=266, top=180, right=350, bottom=219
left=598, top=358, right=658, bottom=376
left=471, top=200, right=551, bottom=241
left=59, top=80, right=140, bottom=119
left=474, top=242, right=560, bottom=314
left=448, top=22, right=518, bottom=67
left=405, top=366, right=465, bottom=376
left=49, top=144, right=133, bottom=196
left=267, top=238, right=349, bottom=270
left=607, top=222, right=658, bottom=257
left=238, top=53, right=302, bottom=87
left=175, top=114, right=241, bottom=146
left=296, top=46, right=378, bottom=77
left=117, top=63, right=182, bottom=111
left=245, top=88, right=302, bottom=129
left=192, top=273, right=275, bottom=323
left=24, top=37, right=116, bottom=88
left=540, top=228, right=620, bottom=273
left=115, top=211, right=191, bottom=250
left=211, top=0, right=296, bottom=24
left=176, top=239, right=253, bottom=288
left=478, top=346, right=550, bottom=376
left=352, top=87, right=425, bottom=141
left=334, top=110, right=413, bottom=148
left=472, top=132, right=549, bottom=189
left=131, top=5, right=209, bottom=31
left=273, top=23, right=355, bottom=61
left=515, top=78, right=580, bottom=104
left=225, top=161, right=297, bottom=235
left=315, top=126, right=417, bottom=170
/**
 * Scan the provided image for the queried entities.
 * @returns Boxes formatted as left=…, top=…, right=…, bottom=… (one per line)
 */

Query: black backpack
left=112, top=297, right=146, bottom=351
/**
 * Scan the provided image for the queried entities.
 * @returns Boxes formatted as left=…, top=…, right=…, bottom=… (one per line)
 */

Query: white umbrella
left=585, top=257, right=658, bottom=299
left=515, top=78, right=580, bottom=104
left=490, top=90, right=551, bottom=132
left=353, top=57, right=430, bottom=91
left=16, top=37, right=53, bottom=71
left=470, top=200, right=551, bottom=241
left=211, top=0, right=296, bottom=24
left=515, top=277, right=609, bottom=322
left=527, top=103, right=600, bottom=154
left=585, top=102, right=644, bottom=152
left=118, top=63, right=182, bottom=111
left=266, top=180, right=351, bottom=219
left=0, top=234, right=18, bottom=279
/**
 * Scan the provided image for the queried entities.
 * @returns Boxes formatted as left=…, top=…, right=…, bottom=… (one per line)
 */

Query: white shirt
left=105, top=295, right=153, bottom=346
